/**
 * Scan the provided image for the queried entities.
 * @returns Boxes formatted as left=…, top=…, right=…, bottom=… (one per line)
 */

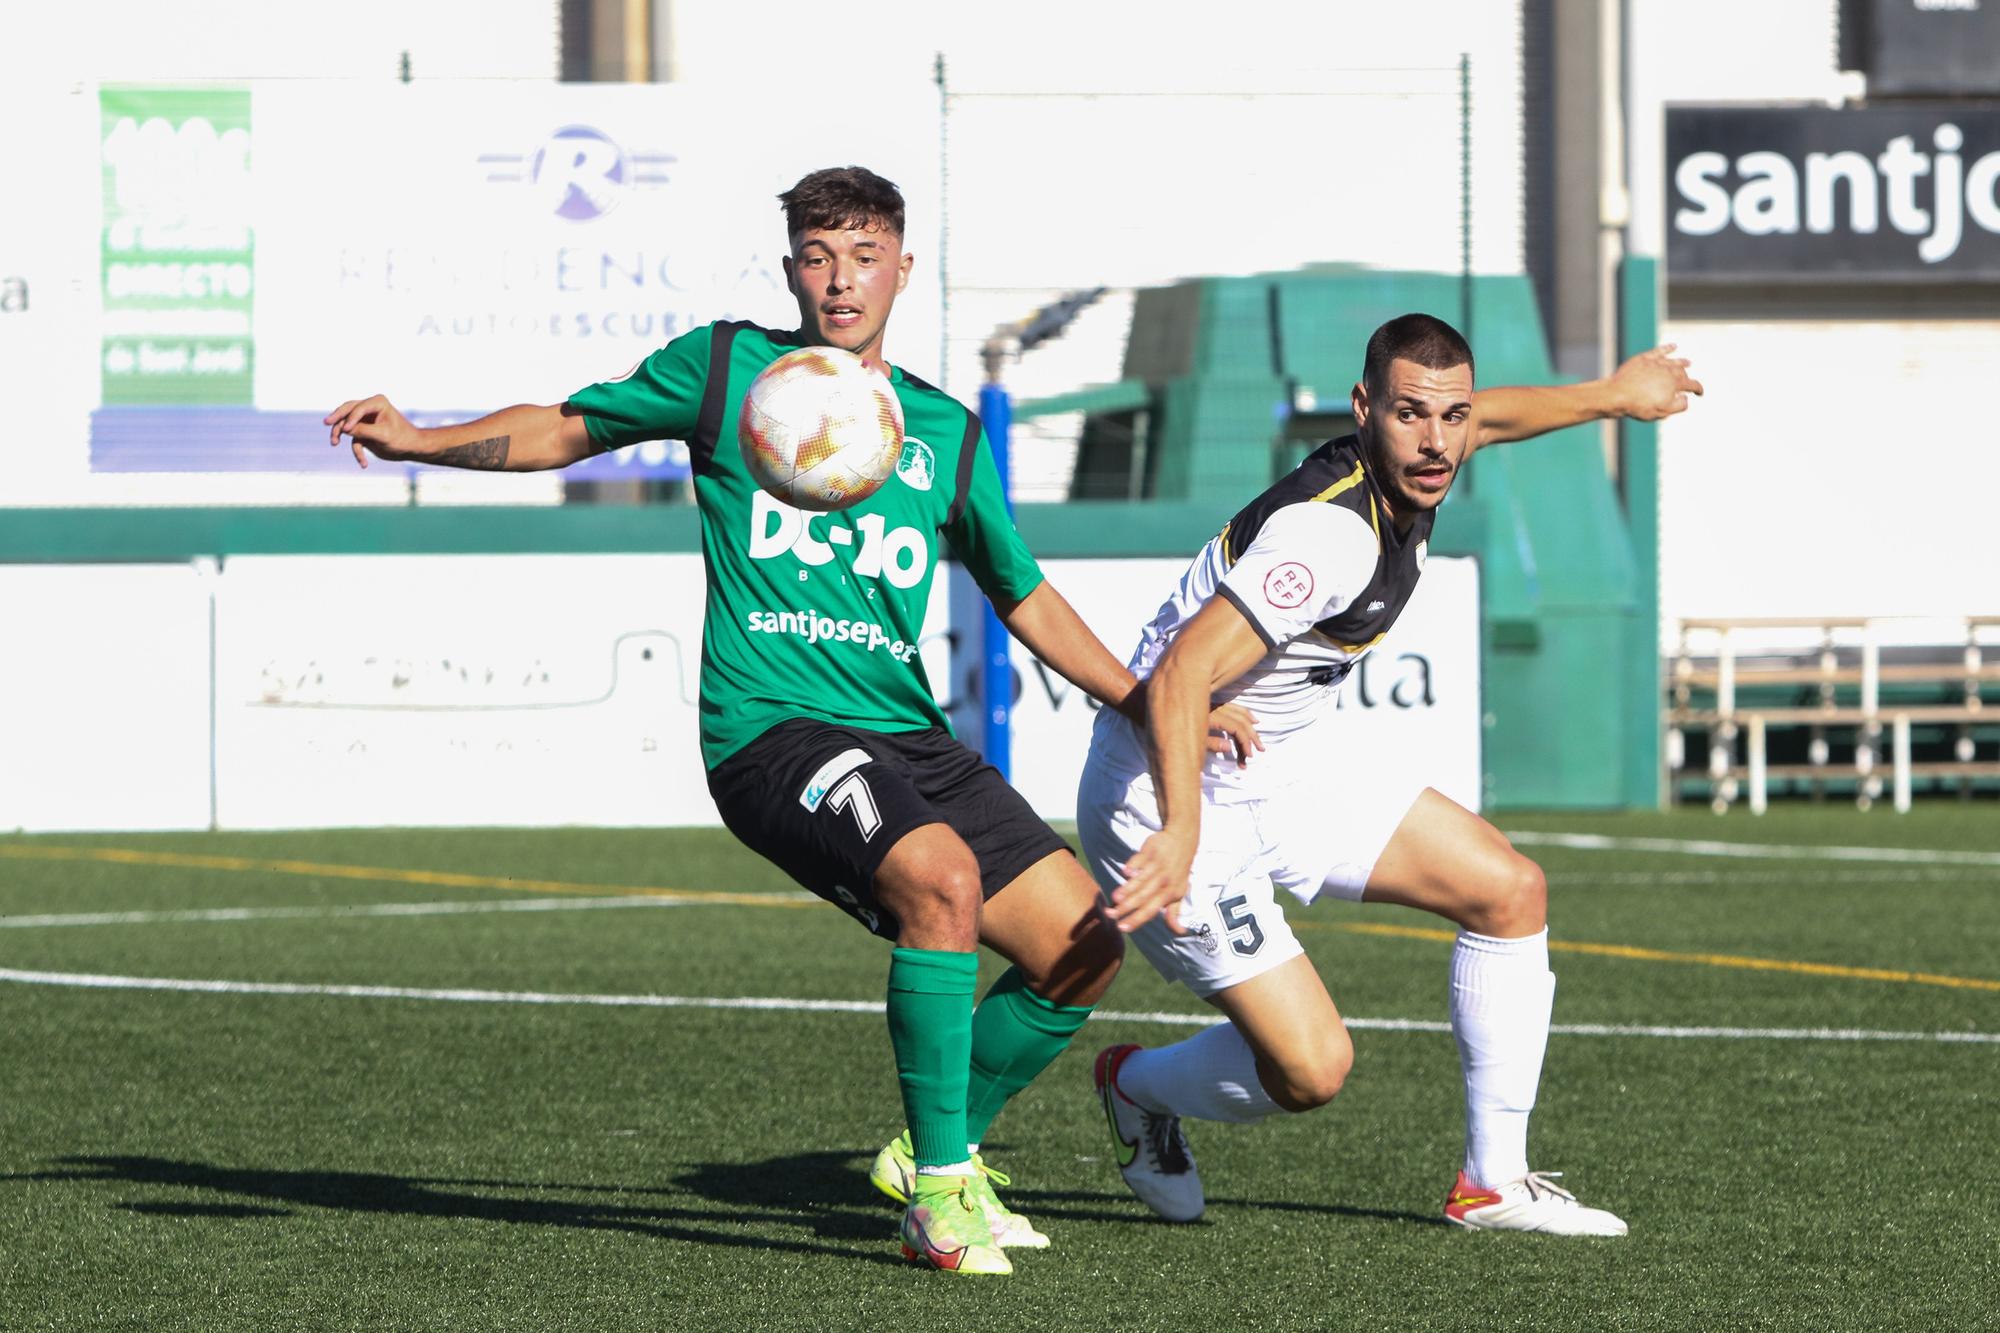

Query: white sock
left=1450, top=927, right=1555, bottom=1187
left=1115, top=1022, right=1283, bottom=1124
left=916, top=1159, right=977, bottom=1178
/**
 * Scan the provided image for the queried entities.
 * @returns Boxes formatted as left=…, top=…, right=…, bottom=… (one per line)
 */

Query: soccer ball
left=737, top=346, right=906, bottom=512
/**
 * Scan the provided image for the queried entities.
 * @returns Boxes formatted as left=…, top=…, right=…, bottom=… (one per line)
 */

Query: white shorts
left=1260, top=766, right=1428, bottom=904
left=1075, top=743, right=1426, bottom=998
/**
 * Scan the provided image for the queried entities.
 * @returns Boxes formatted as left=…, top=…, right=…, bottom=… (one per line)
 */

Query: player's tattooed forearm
left=434, top=436, right=511, bottom=469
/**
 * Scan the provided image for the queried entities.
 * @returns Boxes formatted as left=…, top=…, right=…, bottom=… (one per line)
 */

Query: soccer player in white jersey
left=1077, top=314, right=1700, bottom=1235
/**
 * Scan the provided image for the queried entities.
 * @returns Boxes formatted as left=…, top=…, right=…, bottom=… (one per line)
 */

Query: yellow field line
left=0, top=843, right=814, bottom=911
left=1305, top=921, right=2000, bottom=993
left=10, top=843, right=1995, bottom=993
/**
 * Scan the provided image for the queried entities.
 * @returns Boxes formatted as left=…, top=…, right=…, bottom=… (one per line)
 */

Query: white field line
left=1, top=967, right=1994, bottom=1045
left=1509, top=831, right=2000, bottom=868
left=0, top=896, right=694, bottom=929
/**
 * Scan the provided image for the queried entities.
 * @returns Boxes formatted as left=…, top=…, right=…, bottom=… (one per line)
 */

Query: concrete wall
left=1627, top=0, right=1996, bottom=637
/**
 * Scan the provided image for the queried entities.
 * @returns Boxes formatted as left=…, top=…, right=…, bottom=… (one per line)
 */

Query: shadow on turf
left=669, top=1149, right=1445, bottom=1232
left=1005, top=1187, right=1444, bottom=1230
left=12, top=1153, right=909, bottom=1266
left=13, top=1149, right=1444, bottom=1244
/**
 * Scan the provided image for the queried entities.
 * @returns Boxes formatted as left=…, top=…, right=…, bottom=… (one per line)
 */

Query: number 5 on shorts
left=1217, top=893, right=1266, bottom=956
left=827, top=772, right=882, bottom=841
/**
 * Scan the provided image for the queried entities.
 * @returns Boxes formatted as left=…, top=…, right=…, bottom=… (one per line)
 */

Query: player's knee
left=1489, top=853, right=1546, bottom=934
left=927, top=859, right=985, bottom=914
left=888, top=855, right=983, bottom=935
left=1456, top=849, right=1545, bottom=937
left=1269, top=1029, right=1353, bottom=1112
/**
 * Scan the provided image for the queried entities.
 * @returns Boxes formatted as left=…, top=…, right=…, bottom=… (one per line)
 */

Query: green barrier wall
left=1041, top=264, right=1664, bottom=810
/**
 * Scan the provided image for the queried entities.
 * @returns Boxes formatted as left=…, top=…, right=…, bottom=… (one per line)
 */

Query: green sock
left=964, top=967, right=1096, bottom=1148
left=886, top=947, right=978, bottom=1170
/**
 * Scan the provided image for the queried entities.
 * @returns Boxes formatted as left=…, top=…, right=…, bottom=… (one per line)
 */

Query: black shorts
left=706, top=719, right=1072, bottom=940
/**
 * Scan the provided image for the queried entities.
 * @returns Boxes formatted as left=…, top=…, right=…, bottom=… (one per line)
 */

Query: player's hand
left=1611, top=344, right=1704, bottom=421
left=1205, top=702, right=1262, bottom=769
left=1108, top=826, right=1198, bottom=936
left=324, top=395, right=418, bottom=469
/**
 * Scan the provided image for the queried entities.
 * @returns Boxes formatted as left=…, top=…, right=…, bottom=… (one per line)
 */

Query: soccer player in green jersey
left=325, top=166, right=1250, bottom=1277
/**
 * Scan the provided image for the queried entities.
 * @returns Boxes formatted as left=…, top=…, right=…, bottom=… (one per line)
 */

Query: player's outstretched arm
left=323, top=397, right=598, bottom=472
left=994, top=583, right=1262, bottom=763
left=1468, top=344, right=1703, bottom=452
left=996, top=580, right=1144, bottom=715
left=1109, top=595, right=1268, bottom=936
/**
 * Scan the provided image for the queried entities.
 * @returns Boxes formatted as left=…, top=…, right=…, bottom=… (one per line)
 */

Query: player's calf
left=1020, top=907, right=1124, bottom=1007
left=980, top=851, right=1126, bottom=1007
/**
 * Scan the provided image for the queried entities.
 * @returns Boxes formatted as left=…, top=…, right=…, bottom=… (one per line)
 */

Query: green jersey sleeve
left=567, top=323, right=714, bottom=451
left=942, top=423, right=1045, bottom=607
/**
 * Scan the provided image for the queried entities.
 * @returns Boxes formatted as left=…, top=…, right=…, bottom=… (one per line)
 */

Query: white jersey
left=1077, top=436, right=1438, bottom=988
left=1089, top=435, right=1434, bottom=800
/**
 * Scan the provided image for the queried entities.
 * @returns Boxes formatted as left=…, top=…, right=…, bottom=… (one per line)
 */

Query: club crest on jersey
left=896, top=437, right=935, bottom=492
left=1263, top=562, right=1314, bottom=609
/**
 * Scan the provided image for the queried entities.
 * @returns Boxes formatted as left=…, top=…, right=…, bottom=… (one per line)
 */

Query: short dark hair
left=777, top=166, right=905, bottom=240
left=1362, top=313, right=1474, bottom=396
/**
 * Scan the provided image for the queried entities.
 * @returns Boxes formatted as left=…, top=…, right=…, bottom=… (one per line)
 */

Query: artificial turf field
left=1, top=808, right=1995, bottom=1332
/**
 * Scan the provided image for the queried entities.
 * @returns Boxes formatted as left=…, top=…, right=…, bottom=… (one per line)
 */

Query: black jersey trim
left=946, top=407, right=982, bottom=528
left=1310, top=625, right=1391, bottom=654
left=1216, top=582, right=1282, bottom=653
left=688, top=320, right=746, bottom=476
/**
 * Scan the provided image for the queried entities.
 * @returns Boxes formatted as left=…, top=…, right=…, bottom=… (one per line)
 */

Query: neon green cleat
left=964, top=1163, right=1051, bottom=1250
left=870, top=1131, right=1051, bottom=1248
left=899, top=1176, right=1013, bottom=1276
left=868, top=1131, right=919, bottom=1204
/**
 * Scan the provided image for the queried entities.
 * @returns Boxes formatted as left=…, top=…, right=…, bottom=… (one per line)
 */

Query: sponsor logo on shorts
left=1190, top=923, right=1221, bottom=957
left=1263, top=562, right=1314, bottom=609
left=746, top=609, right=920, bottom=663
left=800, top=747, right=872, bottom=812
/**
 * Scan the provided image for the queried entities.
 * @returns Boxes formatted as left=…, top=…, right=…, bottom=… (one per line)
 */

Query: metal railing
left=1667, top=616, right=2000, bottom=812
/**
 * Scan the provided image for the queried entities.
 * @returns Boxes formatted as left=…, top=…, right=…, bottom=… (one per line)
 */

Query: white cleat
left=1444, top=1170, right=1628, bottom=1236
left=1094, top=1044, right=1204, bottom=1222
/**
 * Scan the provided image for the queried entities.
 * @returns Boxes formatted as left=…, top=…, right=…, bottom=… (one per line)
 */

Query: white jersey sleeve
left=1215, top=502, right=1381, bottom=650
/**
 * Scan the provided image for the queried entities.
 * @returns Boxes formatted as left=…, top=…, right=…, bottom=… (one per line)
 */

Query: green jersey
left=569, top=321, right=1045, bottom=770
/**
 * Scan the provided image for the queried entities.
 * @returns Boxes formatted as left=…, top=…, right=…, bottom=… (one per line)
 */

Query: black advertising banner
left=1841, top=0, right=2000, bottom=98
left=1666, top=103, right=2000, bottom=282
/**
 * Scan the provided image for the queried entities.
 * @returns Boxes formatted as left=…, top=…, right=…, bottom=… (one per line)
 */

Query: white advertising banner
left=212, top=554, right=954, bottom=830
left=4, top=552, right=1476, bottom=833
left=68, top=78, right=942, bottom=482
left=215, top=555, right=713, bottom=829
left=0, top=565, right=213, bottom=832
left=251, top=80, right=944, bottom=415
left=979, top=556, right=1484, bottom=820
